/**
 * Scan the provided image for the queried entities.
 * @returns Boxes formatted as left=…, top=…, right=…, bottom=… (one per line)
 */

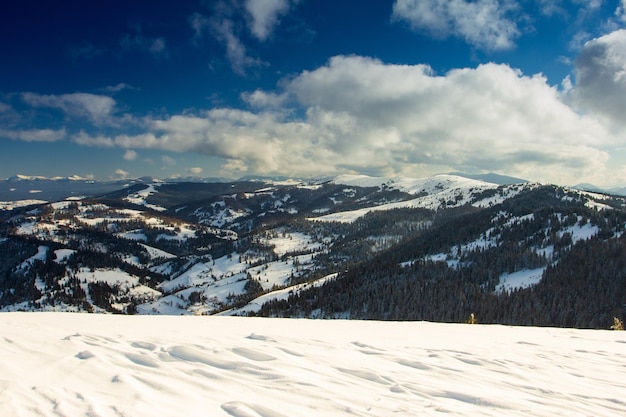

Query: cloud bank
left=62, top=53, right=619, bottom=185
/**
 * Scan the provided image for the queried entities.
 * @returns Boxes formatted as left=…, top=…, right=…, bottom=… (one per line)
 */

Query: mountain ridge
left=1, top=174, right=624, bottom=327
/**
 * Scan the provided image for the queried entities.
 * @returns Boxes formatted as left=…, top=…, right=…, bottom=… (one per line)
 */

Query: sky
left=2, top=0, right=626, bottom=187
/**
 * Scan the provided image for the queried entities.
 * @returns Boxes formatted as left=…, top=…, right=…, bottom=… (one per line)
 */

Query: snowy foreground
left=1, top=314, right=625, bottom=417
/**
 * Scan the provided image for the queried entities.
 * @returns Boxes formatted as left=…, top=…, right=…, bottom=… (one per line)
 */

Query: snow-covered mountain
left=2, top=313, right=625, bottom=417
left=1, top=174, right=625, bottom=327
left=0, top=174, right=150, bottom=202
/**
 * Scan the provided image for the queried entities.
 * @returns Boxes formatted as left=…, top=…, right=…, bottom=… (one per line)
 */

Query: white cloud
left=101, top=83, right=137, bottom=94
left=391, top=0, right=521, bottom=50
left=0, top=128, right=66, bottom=142
left=22, top=92, right=117, bottom=125
left=619, top=0, right=626, bottom=22
left=73, top=55, right=616, bottom=185
left=210, top=18, right=265, bottom=75
left=568, top=29, right=626, bottom=131
left=190, top=167, right=203, bottom=175
left=191, top=0, right=296, bottom=76
left=123, top=150, right=138, bottom=161
left=244, top=0, right=293, bottom=41
left=114, top=169, right=129, bottom=179
left=241, top=89, right=288, bottom=108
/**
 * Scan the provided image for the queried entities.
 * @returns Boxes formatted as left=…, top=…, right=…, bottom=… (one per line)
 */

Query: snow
left=332, top=173, right=494, bottom=196
left=118, top=230, right=148, bottom=241
left=54, top=248, right=76, bottom=263
left=140, top=243, right=176, bottom=260
left=124, top=183, right=166, bottom=212
left=0, top=199, right=47, bottom=210
left=313, top=174, right=501, bottom=223
left=263, top=231, right=324, bottom=256
left=1, top=313, right=625, bottom=417
left=76, top=268, right=142, bottom=286
left=18, top=245, right=48, bottom=270
left=566, top=221, right=600, bottom=243
left=495, top=267, right=546, bottom=293
left=222, top=273, right=338, bottom=316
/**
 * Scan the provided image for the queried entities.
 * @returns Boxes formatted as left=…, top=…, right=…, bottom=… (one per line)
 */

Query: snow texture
left=1, top=313, right=625, bottom=417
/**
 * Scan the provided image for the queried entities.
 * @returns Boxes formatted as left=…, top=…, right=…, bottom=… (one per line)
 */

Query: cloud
left=244, top=0, right=294, bottom=41
left=391, top=0, right=521, bottom=50
left=0, top=128, right=67, bottom=142
left=619, top=0, right=626, bottom=22
left=190, top=0, right=298, bottom=76
left=102, top=83, right=138, bottom=94
left=568, top=29, right=626, bottom=131
left=120, top=34, right=169, bottom=58
left=241, top=89, right=288, bottom=108
left=210, top=18, right=265, bottom=75
left=114, top=169, right=129, bottom=179
left=189, top=167, right=203, bottom=175
left=123, top=150, right=138, bottom=161
left=21, top=92, right=117, bottom=125
left=73, top=55, right=615, bottom=185
left=73, top=131, right=115, bottom=147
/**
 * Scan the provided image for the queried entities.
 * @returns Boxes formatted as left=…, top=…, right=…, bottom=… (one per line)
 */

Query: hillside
left=1, top=175, right=625, bottom=328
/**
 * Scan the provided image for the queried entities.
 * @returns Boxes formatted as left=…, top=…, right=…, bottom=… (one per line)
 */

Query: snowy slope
left=1, top=313, right=625, bottom=417
left=313, top=174, right=503, bottom=223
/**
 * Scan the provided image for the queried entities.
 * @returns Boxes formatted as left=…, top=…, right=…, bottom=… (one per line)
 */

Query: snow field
left=1, top=313, right=625, bottom=417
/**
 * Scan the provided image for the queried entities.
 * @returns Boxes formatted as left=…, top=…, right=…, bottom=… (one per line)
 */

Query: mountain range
left=1, top=173, right=625, bottom=328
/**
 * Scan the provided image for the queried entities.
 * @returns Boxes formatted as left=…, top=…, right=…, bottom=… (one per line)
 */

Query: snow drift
left=1, top=313, right=625, bottom=416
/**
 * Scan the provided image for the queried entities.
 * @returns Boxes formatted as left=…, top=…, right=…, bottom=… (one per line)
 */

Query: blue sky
left=2, top=0, right=626, bottom=186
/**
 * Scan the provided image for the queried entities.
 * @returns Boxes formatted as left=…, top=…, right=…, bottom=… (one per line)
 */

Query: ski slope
left=1, top=313, right=624, bottom=417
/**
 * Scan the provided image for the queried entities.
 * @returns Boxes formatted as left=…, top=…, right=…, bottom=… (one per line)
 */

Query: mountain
left=0, top=175, right=151, bottom=202
left=449, top=172, right=529, bottom=185
left=573, top=183, right=626, bottom=197
left=1, top=174, right=625, bottom=328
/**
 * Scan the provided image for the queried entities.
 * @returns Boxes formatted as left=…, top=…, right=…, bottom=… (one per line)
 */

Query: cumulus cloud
left=123, top=150, right=138, bottom=161
left=190, top=167, right=203, bottom=175
left=244, top=0, right=293, bottom=41
left=392, top=0, right=522, bottom=50
left=21, top=92, right=117, bottom=125
left=72, top=55, right=615, bottom=184
left=0, top=128, right=67, bottom=142
left=568, top=29, right=626, bottom=131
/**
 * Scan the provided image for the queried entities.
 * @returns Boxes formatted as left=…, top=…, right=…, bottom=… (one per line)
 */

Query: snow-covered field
left=1, top=313, right=625, bottom=417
